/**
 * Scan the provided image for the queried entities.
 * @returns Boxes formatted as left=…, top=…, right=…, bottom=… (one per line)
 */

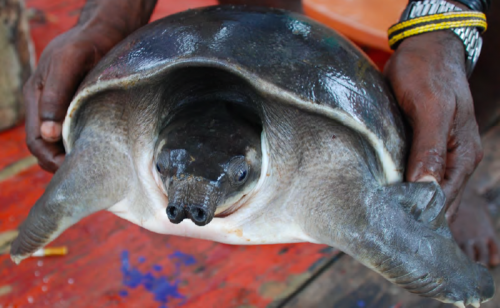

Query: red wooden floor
left=0, top=1, right=390, bottom=307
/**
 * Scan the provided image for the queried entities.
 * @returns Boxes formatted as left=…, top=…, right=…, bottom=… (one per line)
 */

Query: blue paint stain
left=120, top=250, right=197, bottom=307
left=168, top=251, right=196, bottom=266
left=357, top=300, right=366, bottom=307
left=119, top=290, right=129, bottom=297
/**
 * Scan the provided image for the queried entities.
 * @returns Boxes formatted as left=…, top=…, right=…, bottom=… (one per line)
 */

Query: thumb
left=38, top=47, right=95, bottom=142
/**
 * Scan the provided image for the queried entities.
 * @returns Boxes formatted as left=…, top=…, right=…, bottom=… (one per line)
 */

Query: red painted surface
left=0, top=166, right=336, bottom=307
left=0, top=1, right=392, bottom=307
left=363, top=48, right=391, bottom=71
left=0, top=125, right=30, bottom=170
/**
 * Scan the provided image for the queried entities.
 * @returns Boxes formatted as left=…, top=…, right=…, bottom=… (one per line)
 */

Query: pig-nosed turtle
left=11, top=6, right=494, bottom=306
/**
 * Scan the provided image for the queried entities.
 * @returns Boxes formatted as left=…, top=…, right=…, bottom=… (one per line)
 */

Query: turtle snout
left=166, top=180, right=218, bottom=226
left=187, top=205, right=213, bottom=226
left=166, top=203, right=215, bottom=226
left=166, top=204, right=186, bottom=223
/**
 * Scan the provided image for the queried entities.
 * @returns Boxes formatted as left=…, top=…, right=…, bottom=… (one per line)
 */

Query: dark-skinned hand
left=384, top=30, right=483, bottom=218
left=24, top=26, right=125, bottom=172
left=24, top=0, right=157, bottom=172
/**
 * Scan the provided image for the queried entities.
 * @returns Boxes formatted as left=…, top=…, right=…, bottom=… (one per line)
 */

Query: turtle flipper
left=10, top=132, right=131, bottom=264
left=385, top=182, right=451, bottom=238
left=304, top=181, right=494, bottom=306
left=376, top=182, right=494, bottom=306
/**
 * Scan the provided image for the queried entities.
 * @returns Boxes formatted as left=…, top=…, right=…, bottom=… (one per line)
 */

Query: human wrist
left=404, top=1, right=469, bottom=61
left=392, top=0, right=486, bottom=76
left=77, top=0, right=157, bottom=46
left=399, top=30, right=466, bottom=69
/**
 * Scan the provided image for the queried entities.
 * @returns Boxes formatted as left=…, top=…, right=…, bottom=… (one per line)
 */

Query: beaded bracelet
left=388, top=11, right=487, bottom=49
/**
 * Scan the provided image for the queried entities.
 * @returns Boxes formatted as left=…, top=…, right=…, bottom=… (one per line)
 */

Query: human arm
left=384, top=0, right=486, bottom=217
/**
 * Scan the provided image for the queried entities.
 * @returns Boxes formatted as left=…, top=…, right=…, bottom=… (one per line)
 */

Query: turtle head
left=154, top=103, right=262, bottom=226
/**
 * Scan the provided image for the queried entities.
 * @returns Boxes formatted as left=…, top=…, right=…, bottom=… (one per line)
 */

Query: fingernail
left=417, top=175, right=438, bottom=183
left=41, top=121, right=62, bottom=142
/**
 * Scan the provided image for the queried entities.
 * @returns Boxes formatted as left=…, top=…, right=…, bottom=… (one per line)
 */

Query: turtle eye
left=237, top=169, right=247, bottom=182
left=155, top=150, right=170, bottom=176
left=228, top=156, right=249, bottom=186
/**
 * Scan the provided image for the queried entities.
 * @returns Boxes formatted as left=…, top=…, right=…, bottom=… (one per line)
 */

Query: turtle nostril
left=189, top=206, right=212, bottom=226
left=168, top=206, right=178, bottom=217
left=194, top=208, right=206, bottom=221
left=166, top=204, right=185, bottom=223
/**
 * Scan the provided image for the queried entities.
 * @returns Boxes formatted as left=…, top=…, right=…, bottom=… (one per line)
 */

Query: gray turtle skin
left=10, top=6, right=493, bottom=306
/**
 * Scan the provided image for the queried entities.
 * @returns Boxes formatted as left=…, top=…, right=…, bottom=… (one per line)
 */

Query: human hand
left=384, top=30, right=483, bottom=219
left=24, top=27, right=121, bottom=172
left=24, top=0, right=157, bottom=173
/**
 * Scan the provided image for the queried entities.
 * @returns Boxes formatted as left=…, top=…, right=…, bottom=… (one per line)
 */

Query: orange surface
left=304, top=0, right=407, bottom=51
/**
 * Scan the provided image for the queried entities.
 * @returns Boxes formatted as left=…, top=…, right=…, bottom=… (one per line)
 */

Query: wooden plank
left=0, top=125, right=32, bottom=171
left=284, top=253, right=437, bottom=308
left=0, top=156, right=37, bottom=182
left=284, top=254, right=500, bottom=308
left=0, top=166, right=51, bottom=233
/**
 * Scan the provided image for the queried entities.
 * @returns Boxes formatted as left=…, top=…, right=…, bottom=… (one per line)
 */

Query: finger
left=405, top=104, right=451, bottom=184
left=24, top=75, right=66, bottom=173
left=442, top=89, right=482, bottom=205
left=489, top=239, right=500, bottom=267
left=38, top=46, right=95, bottom=141
left=28, top=139, right=65, bottom=172
left=442, top=165, right=477, bottom=209
left=445, top=188, right=464, bottom=222
left=23, top=76, right=41, bottom=140
left=441, top=136, right=481, bottom=210
left=476, top=240, right=490, bottom=266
